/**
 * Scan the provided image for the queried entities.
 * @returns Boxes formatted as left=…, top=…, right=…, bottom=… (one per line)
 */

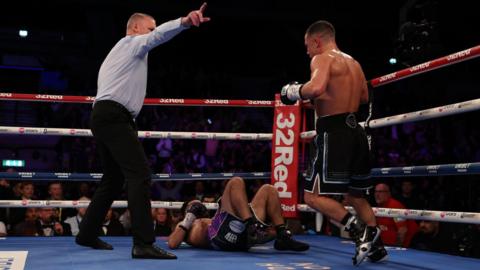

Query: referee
left=75, top=3, right=210, bottom=259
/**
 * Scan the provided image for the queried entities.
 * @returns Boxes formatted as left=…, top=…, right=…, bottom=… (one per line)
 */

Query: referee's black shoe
left=132, top=244, right=177, bottom=259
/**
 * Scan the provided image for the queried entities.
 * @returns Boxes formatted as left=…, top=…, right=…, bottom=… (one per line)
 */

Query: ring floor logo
left=0, top=251, right=28, bottom=270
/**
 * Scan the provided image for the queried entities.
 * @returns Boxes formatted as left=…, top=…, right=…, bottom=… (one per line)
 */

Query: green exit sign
left=2, top=160, right=25, bottom=167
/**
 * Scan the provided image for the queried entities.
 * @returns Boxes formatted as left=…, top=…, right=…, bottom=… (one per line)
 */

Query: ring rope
left=1, top=200, right=478, bottom=225
left=4, top=96, right=479, bottom=141
left=0, top=126, right=272, bottom=140
left=370, top=162, right=480, bottom=177
left=369, top=45, right=480, bottom=87
left=1, top=46, right=477, bottom=108
left=0, top=93, right=274, bottom=108
left=1, top=162, right=479, bottom=182
left=300, top=97, right=480, bottom=139
left=0, top=172, right=270, bottom=182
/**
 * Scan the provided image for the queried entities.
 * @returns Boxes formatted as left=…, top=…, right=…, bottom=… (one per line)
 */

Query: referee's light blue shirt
left=94, top=18, right=188, bottom=118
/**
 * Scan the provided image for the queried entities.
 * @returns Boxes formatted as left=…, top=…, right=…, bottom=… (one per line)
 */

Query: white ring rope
left=4, top=97, right=479, bottom=141
left=300, top=98, right=480, bottom=139
left=1, top=200, right=479, bottom=224
left=0, top=126, right=272, bottom=141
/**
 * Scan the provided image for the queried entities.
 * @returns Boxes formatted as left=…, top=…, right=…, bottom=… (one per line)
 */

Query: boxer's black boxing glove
left=179, top=201, right=208, bottom=231
left=185, top=201, right=208, bottom=218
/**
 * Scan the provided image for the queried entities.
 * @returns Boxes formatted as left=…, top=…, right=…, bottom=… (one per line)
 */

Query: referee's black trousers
left=78, top=100, right=155, bottom=245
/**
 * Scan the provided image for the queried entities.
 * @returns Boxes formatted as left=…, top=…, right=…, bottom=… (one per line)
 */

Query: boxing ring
left=1, top=45, right=480, bottom=270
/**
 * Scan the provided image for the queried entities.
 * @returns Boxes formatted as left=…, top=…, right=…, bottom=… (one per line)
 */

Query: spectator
left=454, top=224, right=480, bottom=258
left=205, top=137, right=219, bottom=165
left=187, top=147, right=207, bottom=172
left=20, top=182, right=35, bottom=200
left=0, top=170, right=14, bottom=199
left=47, top=182, right=75, bottom=221
left=152, top=208, right=172, bottom=236
left=410, top=220, right=455, bottom=254
left=206, top=181, right=221, bottom=200
left=12, top=208, right=38, bottom=236
left=161, top=157, right=176, bottom=174
left=11, top=182, right=23, bottom=198
left=374, top=183, right=418, bottom=247
left=64, top=196, right=90, bottom=236
left=156, top=138, right=173, bottom=167
left=47, top=182, right=64, bottom=200
left=0, top=169, right=15, bottom=223
left=202, top=194, right=216, bottom=203
left=77, top=182, right=93, bottom=198
left=0, top=220, right=6, bottom=236
left=9, top=182, right=36, bottom=227
left=169, top=209, right=183, bottom=229
left=100, top=209, right=125, bottom=236
left=193, top=181, right=206, bottom=201
left=35, top=208, right=72, bottom=236
left=397, top=179, right=423, bottom=210
left=151, top=180, right=183, bottom=201
left=119, top=209, right=132, bottom=235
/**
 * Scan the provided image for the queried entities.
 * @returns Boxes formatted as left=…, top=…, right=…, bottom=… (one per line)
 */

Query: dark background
left=0, top=0, right=478, bottom=101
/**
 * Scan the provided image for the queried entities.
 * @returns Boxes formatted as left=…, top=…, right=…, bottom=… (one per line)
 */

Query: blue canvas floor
left=1, top=235, right=480, bottom=270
